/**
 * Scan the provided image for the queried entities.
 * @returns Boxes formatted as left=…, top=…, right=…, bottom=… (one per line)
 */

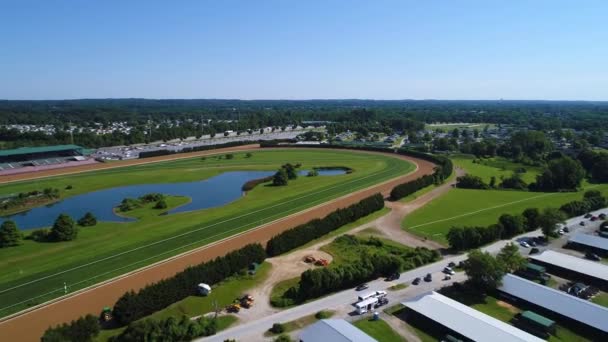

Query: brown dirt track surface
left=0, top=146, right=435, bottom=341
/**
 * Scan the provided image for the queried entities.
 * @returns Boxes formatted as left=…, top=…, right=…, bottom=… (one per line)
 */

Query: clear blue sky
left=1, top=0, right=607, bottom=100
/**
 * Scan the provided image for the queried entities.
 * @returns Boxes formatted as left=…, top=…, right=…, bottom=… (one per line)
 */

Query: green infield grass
left=0, top=149, right=414, bottom=318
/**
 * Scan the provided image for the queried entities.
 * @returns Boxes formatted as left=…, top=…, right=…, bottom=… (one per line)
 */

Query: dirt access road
left=0, top=147, right=435, bottom=341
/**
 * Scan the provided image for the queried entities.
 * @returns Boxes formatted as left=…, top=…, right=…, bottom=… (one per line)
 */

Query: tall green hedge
left=265, top=193, right=385, bottom=256
left=112, top=243, right=266, bottom=325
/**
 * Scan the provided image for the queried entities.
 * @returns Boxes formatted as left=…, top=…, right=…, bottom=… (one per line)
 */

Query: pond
left=1, top=169, right=346, bottom=230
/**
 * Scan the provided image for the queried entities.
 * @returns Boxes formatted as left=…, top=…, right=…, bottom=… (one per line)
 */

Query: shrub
left=154, top=199, right=168, bottom=209
left=270, top=323, right=285, bottom=334
left=456, top=175, right=489, bottom=189
left=77, top=212, right=97, bottom=227
left=0, top=220, right=22, bottom=247
left=110, top=315, right=217, bottom=341
left=42, top=314, right=100, bottom=342
left=27, top=228, right=50, bottom=242
left=315, top=311, right=332, bottom=319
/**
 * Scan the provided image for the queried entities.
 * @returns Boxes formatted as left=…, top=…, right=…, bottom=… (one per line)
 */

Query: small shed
left=197, top=283, right=211, bottom=296
left=518, top=311, right=556, bottom=335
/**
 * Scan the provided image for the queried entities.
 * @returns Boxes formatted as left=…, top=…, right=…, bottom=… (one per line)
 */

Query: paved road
left=201, top=229, right=541, bottom=342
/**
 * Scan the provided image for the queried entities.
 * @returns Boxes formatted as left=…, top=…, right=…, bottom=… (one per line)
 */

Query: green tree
left=522, top=208, right=540, bottom=231
left=538, top=208, right=566, bottom=239
left=0, top=220, right=21, bottom=247
left=245, top=152, right=253, bottom=158
left=42, top=314, right=100, bottom=342
left=496, top=243, right=526, bottom=272
left=225, top=153, right=234, bottom=160
left=498, top=214, right=524, bottom=238
left=154, top=199, right=168, bottom=209
left=273, top=168, right=289, bottom=186
left=489, top=176, right=496, bottom=188
left=77, top=212, right=97, bottom=227
left=50, top=213, right=78, bottom=241
left=282, top=163, right=298, bottom=180
left=534, top=156, right=585, bottom=191
left=274, top=334, right=292, bottom=342
left=463, top=250, right=506, bottom=291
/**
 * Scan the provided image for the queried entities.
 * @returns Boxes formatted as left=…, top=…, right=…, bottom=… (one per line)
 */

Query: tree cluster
left=110, top=315, right=218, bottom=342
left=41, top=314, right=100, bottom=342
left=118, top=193, right=165, bottom=212
left=0, top=220, right=22, bottom=248
left=389, top=152, right=453, bottom=201
left=266, top=194, right=384, bottom=256
left=463, top=244, right=526, bottom=292
left=272, top=163, right=299, bottom=186
left=531, top=156, right=585, bottom=191
left=456, top=175, right=489, bottom=189
left=577, top=149, right=608, bottom=183
left=112, top=243, right=266, bottom=325
left=559, top=190, right=607, bottom=217
left=292, top=238, right=439, bottom=301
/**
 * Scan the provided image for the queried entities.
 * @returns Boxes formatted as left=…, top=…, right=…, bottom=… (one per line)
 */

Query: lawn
left=591, top=292, right=608, bottom=307
left=450, top=155, right=541, bottom=184
left=353, top=318, right=406, bottom=342
left=403, top=185, right=608, bottom=243
left=0, top=149, right=415, bottom=318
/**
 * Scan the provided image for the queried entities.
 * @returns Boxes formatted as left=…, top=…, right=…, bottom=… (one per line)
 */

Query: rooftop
left=568, top=233, right=608, bottom=251
left=299, top=319, right=377, bottom=342
left=499, top=274, right=608, bottom=333
left=0, top=145, right=83, bottom=157
left=530, top=250, right=608, bottom=282
left=402, top=291, right=544, bottom=342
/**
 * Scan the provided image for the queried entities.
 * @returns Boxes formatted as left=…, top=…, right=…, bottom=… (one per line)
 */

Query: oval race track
left=0, top=145, right=435, bottom=341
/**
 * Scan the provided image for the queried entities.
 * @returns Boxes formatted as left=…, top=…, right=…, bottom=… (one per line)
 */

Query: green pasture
left=0, top=149, right=414, bottom=318
left=403, top=185, right=608, bottom=243
left=451, top=155, right=541, bottom=184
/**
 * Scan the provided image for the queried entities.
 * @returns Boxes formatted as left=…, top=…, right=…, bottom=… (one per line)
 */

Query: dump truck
left=315, top=258, right=329, bottom=266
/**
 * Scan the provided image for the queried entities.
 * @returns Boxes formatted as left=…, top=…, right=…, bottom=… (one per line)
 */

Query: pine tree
left=50, top=214, right=78, bottom=241
left=0, top=220, right=21, bottom=247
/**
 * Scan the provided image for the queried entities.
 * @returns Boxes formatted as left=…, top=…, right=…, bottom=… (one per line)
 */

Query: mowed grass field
left=0, top=149, right=415, bottom=317
left=404, top=154, right=608, bottom=243
left=451, top=155, right=542, bottom=184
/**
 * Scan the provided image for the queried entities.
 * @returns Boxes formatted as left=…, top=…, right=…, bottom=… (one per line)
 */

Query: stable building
left=499, top=274, right=608, bottom=337
left=402, top=291, right=543, bottom=342
left=529, top=250, right=608, bottom=290
left=299, top=319, right=377, bottom=342
left=567, top=233, right=608, bottom=256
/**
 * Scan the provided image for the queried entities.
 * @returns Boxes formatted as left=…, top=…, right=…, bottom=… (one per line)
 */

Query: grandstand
left=0, top=145, right=94, bottom=175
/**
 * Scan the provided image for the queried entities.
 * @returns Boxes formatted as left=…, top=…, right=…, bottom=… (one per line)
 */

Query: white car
left=519, top=241, right=530, bottom=248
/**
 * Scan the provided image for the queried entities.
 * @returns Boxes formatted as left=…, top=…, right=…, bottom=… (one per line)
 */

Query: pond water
left=1, top=169, right=346, bottom=230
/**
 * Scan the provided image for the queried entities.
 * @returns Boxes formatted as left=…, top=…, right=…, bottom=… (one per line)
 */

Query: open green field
left=353, top=318, right=406, bottom=342
left=403, top=186, right=608, bottom=243
left=404, top=154, right=608, bottom=243
left=0, top=149, right=415, bottom=318
left=451, top=155, right=541, bottom=184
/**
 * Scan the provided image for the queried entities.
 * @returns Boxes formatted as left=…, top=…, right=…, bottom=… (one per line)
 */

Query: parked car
left=528, top=240, right=537, bottom=247
left=424, top=273, right=432, bottom=282
left=520, top=241, right=530, bottom=248
left=448, top=261, right=456, bottom=268
left=529, top=247, right=540, bottom=255
left=355, top=283, right=369, bottom=291
left=412, top=277, right=421, bottom=285
left=580, top=221, right=586, bottom=226
left=386, top=272, right=401, bottom=281
left=374, top=297, right=389, bottom=308
left=443, top=267, right=455, bottom=275
left=585, top=252, right=601, bottom=261
left=584, top=213, right=593, bottom=219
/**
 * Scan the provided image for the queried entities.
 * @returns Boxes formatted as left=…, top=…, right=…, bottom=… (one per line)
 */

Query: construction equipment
left=226, top=303, right=241, bottom=313
left=240, top=294, right=254, bottom=308
left=315, top=258, right=329, bottom=267
left=304, top=255, right=316, bottom=263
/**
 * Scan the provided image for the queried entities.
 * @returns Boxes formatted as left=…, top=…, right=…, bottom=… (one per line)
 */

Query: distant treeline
left=266, top=193, right=385, bottom=256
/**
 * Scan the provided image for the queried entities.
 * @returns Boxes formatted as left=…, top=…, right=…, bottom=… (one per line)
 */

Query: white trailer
left=356, top=297, right=379, bottom=315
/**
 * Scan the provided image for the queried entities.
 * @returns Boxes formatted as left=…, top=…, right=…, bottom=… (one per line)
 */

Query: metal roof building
left=402, top=291, right=544, bottom=342
left=0, top=145, right=83, bottom=157
left=499, top=274, right=608, bottom=333
left=299, top=319, right=377, bottom=342
left=530, top=250, right=608, bottom=282
left=568, top=233, right=608, bottom=252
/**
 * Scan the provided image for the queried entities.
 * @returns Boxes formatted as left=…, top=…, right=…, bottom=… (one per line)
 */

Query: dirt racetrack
left=0, top=147, right=435, bottom=341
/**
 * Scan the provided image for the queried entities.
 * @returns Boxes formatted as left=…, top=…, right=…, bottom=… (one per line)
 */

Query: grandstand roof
left=568, top=233, right=608, bottom=251
left=530, top=250, right=608, bottom=282
left=0, top=145, right=83, bottom=157
left=403, top=291, right=544, bottom=342
left=499, top=274, right=608, bottom=333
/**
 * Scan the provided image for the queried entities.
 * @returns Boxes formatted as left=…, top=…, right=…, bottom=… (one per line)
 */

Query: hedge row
left=112, top=243, right=266, bottom=325
left=265, top=193, right=385, bottom=256
left=110, top=315, right=217, bottom=342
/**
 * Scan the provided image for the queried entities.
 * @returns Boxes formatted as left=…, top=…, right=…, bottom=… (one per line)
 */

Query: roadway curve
left=0, top=145, right=435, bottom=341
